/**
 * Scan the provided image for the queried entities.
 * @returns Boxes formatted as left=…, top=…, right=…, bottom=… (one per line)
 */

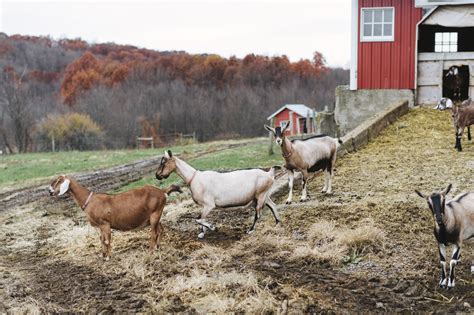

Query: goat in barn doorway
left=264, top=122, right=341, bottom=204
left=444, top=65, right=467, bottom=102
left=415, top=184, right=474, bottom=289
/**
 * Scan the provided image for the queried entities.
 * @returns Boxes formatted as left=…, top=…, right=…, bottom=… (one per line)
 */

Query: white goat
left=155, top=150, right=281, bottom=239
left=265, top=122, right=341, bottom=203
left=415, top=184, right=474, bottom=289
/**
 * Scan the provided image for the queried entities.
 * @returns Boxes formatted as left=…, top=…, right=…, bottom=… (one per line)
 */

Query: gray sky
left=0, top=0, right=351, bottom=67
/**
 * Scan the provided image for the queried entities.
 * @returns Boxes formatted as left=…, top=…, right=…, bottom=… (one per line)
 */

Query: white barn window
left=361, top=7, right=394, bottom=42
left=435, top=32, right=458, bottom=52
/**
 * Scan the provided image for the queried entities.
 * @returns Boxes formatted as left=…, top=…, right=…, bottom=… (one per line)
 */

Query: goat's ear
left=264, top=125, right=275, bottom=133
left=167, top=150, right=173, bottom=158
left=164, top=150, right=170, bottom=159
left=282, top=121, right=290, bottom=133
left=58, top=178, right=70, bottom=196
left=415, top=189, right=426, bottom=199
left=442, top=184, right=452, bottom=196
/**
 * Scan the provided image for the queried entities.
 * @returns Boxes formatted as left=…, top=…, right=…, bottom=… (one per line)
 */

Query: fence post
left=193, top=131, right=196, bottom=143
left=51, top=136, right=55, bottom=152
left=312, top=108, right=317, bottom=134
left=151, top=138, right=154, bottom=149
left=268, top=117, right=274, bottom=155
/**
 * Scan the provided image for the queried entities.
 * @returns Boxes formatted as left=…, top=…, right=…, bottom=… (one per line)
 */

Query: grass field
left=0, top=138, right=280, bottom=191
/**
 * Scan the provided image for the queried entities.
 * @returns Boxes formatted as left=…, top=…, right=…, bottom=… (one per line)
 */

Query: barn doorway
left=443, top=65, right=470, bottom=101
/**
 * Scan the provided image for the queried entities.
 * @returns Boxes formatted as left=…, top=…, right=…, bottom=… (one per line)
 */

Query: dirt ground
left=0, top=107, right=473, bottom=313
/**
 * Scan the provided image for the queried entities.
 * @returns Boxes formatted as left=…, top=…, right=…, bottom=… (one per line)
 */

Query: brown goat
left=48, top=175, right=181, bottom=260
left=452, top=99, right=474, bottom=151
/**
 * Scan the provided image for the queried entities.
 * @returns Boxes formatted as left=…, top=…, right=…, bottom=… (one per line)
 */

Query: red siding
left=357, top=0, right=423, bottom=89
left=273, top=109, right=305, bottom=136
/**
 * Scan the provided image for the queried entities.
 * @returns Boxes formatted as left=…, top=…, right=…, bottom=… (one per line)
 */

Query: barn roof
left=267, top=104, right=315, bottom=120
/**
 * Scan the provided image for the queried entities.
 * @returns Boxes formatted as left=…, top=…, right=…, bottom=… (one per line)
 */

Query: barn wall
left=357, top=0, right=423, bottom=89
left=417, top=52, right=474, bottom=104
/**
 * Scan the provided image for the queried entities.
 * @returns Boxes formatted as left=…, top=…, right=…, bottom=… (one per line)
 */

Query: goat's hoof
left=198, top=232, right=205, bottom=239
left=321, top=188, right=327, bottom=193
left=104, top=256, right=110, bottom=261
left=300, top=198, right=308, bottom=202
left=285, top=200, right=292, bottom=205
left=246, top=229, right=255, bottom=234
left=275, top=220, right=281, bottom=226
left=209, top=225, right=217, bottom=232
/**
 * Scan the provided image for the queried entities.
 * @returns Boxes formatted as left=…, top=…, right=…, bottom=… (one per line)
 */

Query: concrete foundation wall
left=334, top=85, right=414, bottom=136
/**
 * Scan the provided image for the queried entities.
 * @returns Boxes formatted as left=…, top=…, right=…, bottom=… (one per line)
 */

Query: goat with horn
left=415, top=184, right=474, bottom=289
left=49, top=175, right=182, bottom=260
left=155, top=150, right=281, bottom=239
left=264, top=122, right=342, bottom=204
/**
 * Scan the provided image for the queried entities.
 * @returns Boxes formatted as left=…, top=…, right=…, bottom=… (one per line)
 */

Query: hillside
left=0, top=34, right=348, bottom=153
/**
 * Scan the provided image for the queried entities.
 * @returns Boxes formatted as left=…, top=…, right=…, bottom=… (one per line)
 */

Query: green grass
left=0, top=138, right=281, bottom=191
left=117, top=142, right=283, bottom=192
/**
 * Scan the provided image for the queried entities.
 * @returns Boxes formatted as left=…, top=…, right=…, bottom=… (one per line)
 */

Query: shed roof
left=267, top=104, right=315, bottom=120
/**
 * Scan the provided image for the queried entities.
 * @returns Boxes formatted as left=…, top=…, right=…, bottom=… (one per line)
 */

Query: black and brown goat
left=49, top=175, right=181, bottom=259
left=415, top=184, right=474, bottom=289
left=452, top=99, right=474, bottom=151
left=264, top=122, right=341, bottom=203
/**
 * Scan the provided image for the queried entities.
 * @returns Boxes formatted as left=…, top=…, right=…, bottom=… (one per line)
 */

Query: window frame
left=360, top=7, right=395, bottom=42
left=434, top=32, right=458, bottom=53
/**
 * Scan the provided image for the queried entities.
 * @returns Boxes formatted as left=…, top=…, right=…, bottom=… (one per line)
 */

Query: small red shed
left=267, top=104, right=315, bottom=136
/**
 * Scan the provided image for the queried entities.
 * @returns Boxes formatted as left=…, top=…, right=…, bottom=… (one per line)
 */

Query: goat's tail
left=268, top=165, right=283, bottom=178
left=164, top=184, right=183, bottom=196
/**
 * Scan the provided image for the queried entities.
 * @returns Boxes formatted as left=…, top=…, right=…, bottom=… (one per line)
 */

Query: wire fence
left=0, top=132, right=197, bottom=154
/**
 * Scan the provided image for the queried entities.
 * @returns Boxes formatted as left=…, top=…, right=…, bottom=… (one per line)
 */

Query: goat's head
left=49, top=175, right=71, bottom=197
left=415, top=184, right=452, bottom=226
left=264, top=122, right=290, bottom=146
left=155, top=150, right=176, bottom=180
left=446, top=66, right=459, bottom=77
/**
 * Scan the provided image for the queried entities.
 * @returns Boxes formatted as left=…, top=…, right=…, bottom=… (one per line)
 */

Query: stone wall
left=334, top=85, right=414, bottom=136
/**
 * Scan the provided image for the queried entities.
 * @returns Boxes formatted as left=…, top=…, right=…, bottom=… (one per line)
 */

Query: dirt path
left=1, top=108, right=473, bottom=313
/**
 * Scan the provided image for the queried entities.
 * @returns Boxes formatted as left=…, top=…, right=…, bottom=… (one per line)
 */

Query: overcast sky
left=0, top=0, right=351, bottom=67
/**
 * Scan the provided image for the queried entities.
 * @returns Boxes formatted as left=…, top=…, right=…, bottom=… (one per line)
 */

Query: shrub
left=39, top=113, right=103, bottom=150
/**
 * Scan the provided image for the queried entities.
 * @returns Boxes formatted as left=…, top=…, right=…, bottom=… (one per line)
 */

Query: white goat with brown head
left=415, top=184, right=474, bottom=289
left=155, top=150, right=281, bottom=239
left=265, top=122, right=341, bottom=203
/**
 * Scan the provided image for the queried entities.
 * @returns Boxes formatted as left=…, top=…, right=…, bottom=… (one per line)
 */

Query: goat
left=155, top=150, right=281, bottom=239
left=434, top=97, right=453, bottom=111
left=452, top=98, right=474, bottom=151
left=48, top=175, right=181, bottom=260
left=445, top=66, right=464, bottom=101
left=415, top=184, right=474, bottom=289
left=264, top=122, right=341, bottom=204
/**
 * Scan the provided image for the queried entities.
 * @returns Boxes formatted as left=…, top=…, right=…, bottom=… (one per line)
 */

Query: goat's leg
left=448, top=244, right=461, bottom=289
left=196, top=205, right=215, bottom=239
left=438, top=243, right=448, bottom=288
left=265, top=197, right=281, bottom=225
left=149, top=212, right=161, bottom=252
left=248, top=194, right=266, bottom=234
left=457, top=127, right=464, bottom=151
left=468, top=126, right=472, bottom=141
left=300, top=170, right=309, bottom=202
left=99, top=224, right=112, bottom=261
left=286, top=170, right=294, bottom=204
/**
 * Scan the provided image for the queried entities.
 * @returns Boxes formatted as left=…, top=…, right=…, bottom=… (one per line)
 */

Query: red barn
left=267, top=104, right=315, bottom=136
left=349, top=0, right=474, bottom=104
left=350, top=0, right=423, bottom=90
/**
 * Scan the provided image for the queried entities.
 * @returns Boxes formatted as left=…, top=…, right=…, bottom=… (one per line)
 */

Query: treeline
left=0, top=34, right=348, bottom=153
